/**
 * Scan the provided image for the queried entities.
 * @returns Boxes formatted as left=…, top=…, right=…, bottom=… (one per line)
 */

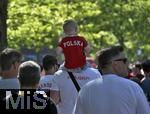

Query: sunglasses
left=113, top=58, right=128, bottom=64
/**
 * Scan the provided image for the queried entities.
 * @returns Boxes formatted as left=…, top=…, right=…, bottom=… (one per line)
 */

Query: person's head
left=63, top=19, right=78, bottom=36
left=97, top=45, right=128, bottom=77
left=132, top=62, right=142, bottom=75
left=18, top=61, right=41, bottom=89
left=0, top=48, right=22, bottom=78
left=42, top=55, right=58, bottom=75
left=141, top=59, right=150, bottom=76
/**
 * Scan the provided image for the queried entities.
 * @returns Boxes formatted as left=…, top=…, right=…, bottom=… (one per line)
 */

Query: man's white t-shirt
left=51, top=67, right=102, bottom=114
left=73, top=74, right=150, bottom=114
left=38, top=75, right=54, bottom=90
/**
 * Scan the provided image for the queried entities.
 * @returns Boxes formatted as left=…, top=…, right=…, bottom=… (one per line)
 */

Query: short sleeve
left=50, top=76, right=59, bottom=91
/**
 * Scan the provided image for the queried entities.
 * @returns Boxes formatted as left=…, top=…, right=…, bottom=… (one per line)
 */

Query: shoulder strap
left=67, top=72, right=80, bottom=92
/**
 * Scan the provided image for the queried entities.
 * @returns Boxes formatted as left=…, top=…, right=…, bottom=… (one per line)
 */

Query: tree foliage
left=7, top=0, right=150, bottom=61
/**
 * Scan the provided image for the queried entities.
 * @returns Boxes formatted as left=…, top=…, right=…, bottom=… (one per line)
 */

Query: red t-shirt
left=58, top=36, right=88, bottom=69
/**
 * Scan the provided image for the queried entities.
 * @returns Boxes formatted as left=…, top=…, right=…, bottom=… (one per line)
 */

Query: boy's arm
left=84, top=44, right=90, bottom=53
left=56, top=46, right=63, bottom=55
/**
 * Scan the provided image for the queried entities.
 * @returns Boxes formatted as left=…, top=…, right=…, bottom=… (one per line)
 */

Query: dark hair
left=97, top=45, right=123, bottom=70
left=42, top=55, right=58, bottom=71
left=141, top=59, right=150, bottom=73
left=18, top=61, right=41, bottom=88
left=0, top=48, right=22, bottom=71
left=135, top=62, right=142, bottom=69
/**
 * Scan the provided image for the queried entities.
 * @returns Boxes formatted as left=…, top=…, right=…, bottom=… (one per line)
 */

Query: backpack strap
left=67, top=72, right=80, bottom=92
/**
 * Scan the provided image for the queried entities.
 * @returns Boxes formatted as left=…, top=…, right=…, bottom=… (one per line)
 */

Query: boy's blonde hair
left=63, top=19, right=78, bottom=35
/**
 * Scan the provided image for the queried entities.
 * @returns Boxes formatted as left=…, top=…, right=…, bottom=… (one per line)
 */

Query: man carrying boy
left=56, top=19, right=90, bottom=70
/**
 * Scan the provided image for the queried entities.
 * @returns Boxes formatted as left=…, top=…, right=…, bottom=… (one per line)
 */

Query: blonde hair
left=63, top=19, right=78, bottom=35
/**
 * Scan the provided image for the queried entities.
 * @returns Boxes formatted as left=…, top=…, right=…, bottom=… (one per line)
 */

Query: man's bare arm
left=50, top=90, right=61, bottom=104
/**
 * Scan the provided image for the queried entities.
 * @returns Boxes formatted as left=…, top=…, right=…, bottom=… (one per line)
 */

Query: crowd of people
left=0, top=19, right=150, bottom=114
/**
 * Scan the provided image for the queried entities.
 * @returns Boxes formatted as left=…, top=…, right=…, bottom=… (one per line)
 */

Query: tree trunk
left=0, top=0, right=8, bottom=52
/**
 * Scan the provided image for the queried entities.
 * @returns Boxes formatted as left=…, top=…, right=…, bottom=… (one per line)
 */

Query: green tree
left=7, top=0, right=150, bottom=61
left=96, top=0, right=150, bottom=61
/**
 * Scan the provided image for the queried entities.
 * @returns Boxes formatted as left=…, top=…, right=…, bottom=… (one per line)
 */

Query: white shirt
left=38, top=75, right=54, bottom=90
left=51, top=67, right=102, bottom=114
left=73, top=74, right=150, bottom=114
